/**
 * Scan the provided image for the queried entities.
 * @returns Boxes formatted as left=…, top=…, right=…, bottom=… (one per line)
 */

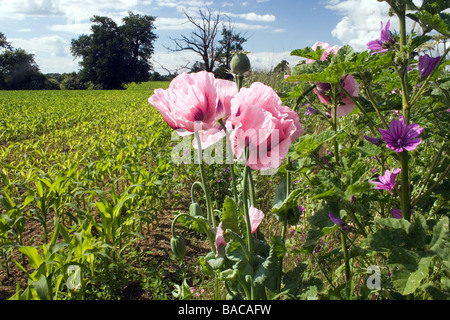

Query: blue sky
left=0, top=0, right=395, bottom=75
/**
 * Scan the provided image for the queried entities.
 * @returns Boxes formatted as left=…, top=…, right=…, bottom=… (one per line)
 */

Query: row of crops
left=0, top=86, right=199, bottom=299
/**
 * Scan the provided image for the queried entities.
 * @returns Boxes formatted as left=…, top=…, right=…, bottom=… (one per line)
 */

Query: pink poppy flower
left=229, top=82, right=304, bottom=171
left=215, top=222, right=226, bottom=256
left=148, top=71, right=237, bottom=148
left=314, top=75, right=359, bottom=117
left=247, top=206, right=265, bottom=233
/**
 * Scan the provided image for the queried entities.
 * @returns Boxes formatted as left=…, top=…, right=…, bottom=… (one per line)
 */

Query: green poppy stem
left=277, top=161, right=291, bottom=292
left=219, top=119, right=239, bottom=204
left=242, top=147, right=255, bottom=300
left=194, top=132, right=216, bottom=230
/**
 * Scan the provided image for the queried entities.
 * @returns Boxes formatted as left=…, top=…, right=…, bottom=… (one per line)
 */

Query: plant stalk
left=399, top=151, right=412, bottom=221
left=194, top=132, right=216, bottom=230
left=341, top=230, right=351, bottom=282
left=242, top=147, right=255, bottom=299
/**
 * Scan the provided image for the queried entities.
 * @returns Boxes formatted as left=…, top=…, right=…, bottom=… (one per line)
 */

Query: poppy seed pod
left=230, top=52, right=251, bottom=75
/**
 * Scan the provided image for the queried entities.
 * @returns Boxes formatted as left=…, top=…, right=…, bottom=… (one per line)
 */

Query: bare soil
left=0, top=208, right=211, bottom=300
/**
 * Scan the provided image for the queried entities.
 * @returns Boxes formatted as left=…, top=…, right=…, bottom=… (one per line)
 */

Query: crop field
left=0, top=83, right=217, bottom=299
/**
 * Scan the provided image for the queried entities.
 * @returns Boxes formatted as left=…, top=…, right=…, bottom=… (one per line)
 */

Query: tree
left=0, top=32, right=12, bottom=51
left=121, top=12, right=158, bottom=83
left=168, top=8, right=247, bottom=76
left=71, top=12, right=157, bottom=89
left=169, top=8, right=222, bottom=73
left=0, top=41, right=46, bottom=90
left=216, top=23, right=247, bottom=71
left=273, top=60, right=290, bottom=73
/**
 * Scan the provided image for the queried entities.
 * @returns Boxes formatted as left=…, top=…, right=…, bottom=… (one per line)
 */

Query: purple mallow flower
left=298, top=205, right=305, bottom=216
left=329, top=213, right=348, bottom=231
left=379, top=116, right=424, bottom=152
left=370, top=168, right=401, bottom=191
left=390, top=208, right=414, bottom=219
left=418, top=54, right=441, bottom=80
left=364, top=135, right=382, bottom=145
left=305, top=106, right=318, bottom=116
left=390, top=208, right=403, bottom=219
left=367, top=20, right=394, bottom=55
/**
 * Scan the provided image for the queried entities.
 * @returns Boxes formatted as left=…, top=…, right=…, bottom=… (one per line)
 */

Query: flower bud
left=171, top=236, right=186, bottom=259
left=189, top=202, right=203, bottom=217
left=230, top=52, right=251, bottom=75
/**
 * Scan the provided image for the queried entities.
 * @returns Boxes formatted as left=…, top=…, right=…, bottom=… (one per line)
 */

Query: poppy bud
left=189, top=202, right=203, bottom=217
left=171, top=236, right=186, bottom=259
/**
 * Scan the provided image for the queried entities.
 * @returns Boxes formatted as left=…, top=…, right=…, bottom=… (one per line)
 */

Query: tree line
left=0, top=9, right=248, bottom=90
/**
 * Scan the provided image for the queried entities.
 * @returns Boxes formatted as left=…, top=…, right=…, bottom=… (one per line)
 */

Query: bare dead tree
left=167, top=7, right=222, bottom=72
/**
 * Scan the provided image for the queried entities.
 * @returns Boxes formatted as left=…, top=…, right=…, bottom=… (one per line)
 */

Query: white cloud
left=48, top=23, right=92, bottom=34
left=154, top=17, right=195, bottom=30
left=325, top=0, right=422, bottom=51
left=9, top=35, right=79, bottom=73
left=230, top=12, right=276, bottom=22
left=155, top=0, right=214, bottom=15
left=247, top=51, right=301, bottom=72
left=325, top=0, right=391, bottom=51
left=0, top=0, right=142, bottom=21
left=152, top=50, right=199, bottom=74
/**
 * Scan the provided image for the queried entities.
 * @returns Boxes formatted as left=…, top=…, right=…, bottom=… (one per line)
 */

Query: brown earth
left=0, top=208, right=211, bottom=300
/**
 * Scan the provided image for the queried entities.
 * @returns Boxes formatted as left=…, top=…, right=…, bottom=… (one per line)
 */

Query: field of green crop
left=0, top=82, right=217, bottom=299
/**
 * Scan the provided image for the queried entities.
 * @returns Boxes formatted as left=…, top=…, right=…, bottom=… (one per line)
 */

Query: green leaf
left=225, top=231, right=252, bottom=275
left=311, top=187, right=337, bottom=200
left=221, top=197, right=241, bottom=237
left=377, top=218, right=411, bottom=232
left=388, top=247, right=434, bottom=295
left=357, top=140, right=382, bottom=157
left=429, top=216, right=450, bottom=270
left=295, top=130, right=340, bottom=158
left=271, top=179, right=304, bottom=226
left=30, top=274, right=50, bottom=300
left=290, top=46, right=324, bottom=60
left=204, top=252, right=224, bottom=271
left=408, top=11, right=450, bottom=36
left=19, top=246, right=44, bottom=270
left=254, top=237, right=284, bottom=292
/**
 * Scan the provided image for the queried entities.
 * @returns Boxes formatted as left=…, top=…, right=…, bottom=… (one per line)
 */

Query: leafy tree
left=71, top=12, right=157, bottom=89
left=216, top=23, right=247, bottom=72
left=0, top=32, right=12, bottom=51
left=273, top=60, right=290, bottom=73
left=60, top=72, right=88, bottom=90
left=121, top=12, right=158, bottom=83
left=0, top=47, right=45, bottom=90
